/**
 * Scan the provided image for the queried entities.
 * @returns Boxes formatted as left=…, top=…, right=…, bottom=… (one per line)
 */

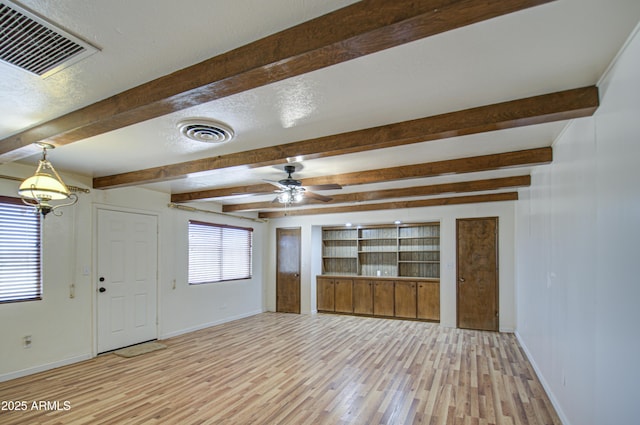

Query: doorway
left=456, top=217, right=499, bottom=331
left=97, top=209, right=158, bottom=353
left=276, top=227, right=301, bottom=313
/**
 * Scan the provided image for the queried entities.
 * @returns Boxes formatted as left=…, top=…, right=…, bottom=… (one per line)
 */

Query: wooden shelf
left=398, top=260, right=439, bottom=263
left=322, top=223, right=440, bottom=278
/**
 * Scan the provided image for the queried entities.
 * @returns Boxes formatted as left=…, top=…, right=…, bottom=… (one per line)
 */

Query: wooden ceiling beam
left=171, top=147, right=550, bottom=202
left=0, top=0, right=555, bottom=163
left=96, top=86, right=593, bottom=189
left=173, top=183, right=279, bottom=202
left=258, top=192, right=519, bottom=218
left=223, top=175, right=530, bottom=212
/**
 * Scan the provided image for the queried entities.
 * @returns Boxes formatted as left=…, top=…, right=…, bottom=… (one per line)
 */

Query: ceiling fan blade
left=304, top=183, right=342, bottom=191
left=263, top=179, right=286, bottom=189
left=305, top=191, right=332, bottom=202
left=230, top=192, right=271, bottom=197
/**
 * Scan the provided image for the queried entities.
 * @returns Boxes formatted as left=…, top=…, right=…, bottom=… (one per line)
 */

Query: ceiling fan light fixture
left=277, top=191, right=291, bottom=204
left=262, top=164, right=340, bottom=206
left=277, top=186, right=305, bottom=204
left=293, top=189, right=304, bottom=203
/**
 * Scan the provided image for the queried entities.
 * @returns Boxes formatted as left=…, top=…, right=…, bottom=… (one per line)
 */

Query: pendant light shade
left=19, top=143, right=77, bottom=217
left=18, top=162, right=71, bottom=200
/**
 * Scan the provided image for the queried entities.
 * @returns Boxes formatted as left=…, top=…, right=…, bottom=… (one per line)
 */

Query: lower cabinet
left=317, top=276, right=439, bottom=322
left=353, top=279, right=374, bottom=315
left=317, top=277, right=353, bottom=313
left=394, top=281, right=417, bottom=319
left=317, top=277, right=335, bottom=312
left=417, top=281, right=440, bottom=321
left=334, top=279, right=353, bottom=313
left=373, top=280, right=395, bottom=317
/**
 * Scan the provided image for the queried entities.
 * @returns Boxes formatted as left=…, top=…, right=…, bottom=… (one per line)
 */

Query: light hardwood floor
left=0, top=313, right=560, bottom=425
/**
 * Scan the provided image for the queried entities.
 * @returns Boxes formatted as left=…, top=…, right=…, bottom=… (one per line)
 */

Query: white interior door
left=97, top=209, right=158, bottom=353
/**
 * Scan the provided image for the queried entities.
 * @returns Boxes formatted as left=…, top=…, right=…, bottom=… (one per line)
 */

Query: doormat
left=114, top=342, right=167, bottom=358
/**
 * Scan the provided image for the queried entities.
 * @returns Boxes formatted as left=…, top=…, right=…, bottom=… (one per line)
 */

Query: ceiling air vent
left=178, top=119, right=235, bottom=144
left=0, top=0, right=99, bottom=77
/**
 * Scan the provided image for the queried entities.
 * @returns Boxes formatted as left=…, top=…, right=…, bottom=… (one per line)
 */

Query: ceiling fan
left=266, top=165, right=342, bottom=204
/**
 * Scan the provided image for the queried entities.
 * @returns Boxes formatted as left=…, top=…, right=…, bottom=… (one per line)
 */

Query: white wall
left=0, top=165, right=266, bottom=381
left=515, top=24, right=640, bottom=425
left=0, top=163, right=94, bottom=380
left=160, top=204, right=266, bottom=338
left=266, top=200, right=516, bottom=331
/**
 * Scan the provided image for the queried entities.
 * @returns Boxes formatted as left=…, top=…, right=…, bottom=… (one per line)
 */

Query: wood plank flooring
left=0, top=313, right=560, bottom=425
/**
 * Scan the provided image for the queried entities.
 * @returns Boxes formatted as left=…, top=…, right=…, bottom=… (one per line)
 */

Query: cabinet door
left=317, top=277, right=335, bottom=312
left=353, top=279, right=374, bottom=315
left=373, top=281, right=394, bottom=317
left=395, top=281, right=417, bottom=318
left=417, top=281, right=440, bottom=321
left=334, top=279, right=353, bottom=313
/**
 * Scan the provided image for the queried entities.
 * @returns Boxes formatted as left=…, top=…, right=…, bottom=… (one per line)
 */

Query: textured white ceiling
left=1, top=0, right=639, bottom=207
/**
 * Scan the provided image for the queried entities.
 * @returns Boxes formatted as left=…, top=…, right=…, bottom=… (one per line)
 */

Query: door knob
left=98, top=287, right=106, bottom=293
left=459, top=277, right=465, bottom=282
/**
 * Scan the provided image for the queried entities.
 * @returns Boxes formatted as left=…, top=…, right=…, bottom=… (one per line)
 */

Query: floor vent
left=0, top=0, right=98, bottom=77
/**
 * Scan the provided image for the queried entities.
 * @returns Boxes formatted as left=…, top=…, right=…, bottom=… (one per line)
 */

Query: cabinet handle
left=459, top=277, right=465, bottom=282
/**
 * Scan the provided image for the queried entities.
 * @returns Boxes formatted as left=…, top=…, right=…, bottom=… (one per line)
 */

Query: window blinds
left=188, top=220, right=253, bottom=284
left=0, top=196, right=41, bottom=303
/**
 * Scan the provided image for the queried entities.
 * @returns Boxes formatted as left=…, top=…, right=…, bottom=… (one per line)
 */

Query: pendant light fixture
left=18, top=142, right=77, bottom=217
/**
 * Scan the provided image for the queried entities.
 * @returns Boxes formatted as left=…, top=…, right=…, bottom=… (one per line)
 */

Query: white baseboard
left=515, top=331, right=569, bottom=425
left=159, top=309, right=264, bottom=339
left=0, top=354, right=92, bottom=383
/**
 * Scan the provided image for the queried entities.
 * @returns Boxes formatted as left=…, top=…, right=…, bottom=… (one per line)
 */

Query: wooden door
left=456, top=217, right=499, bottom=331
left=373, top=280, right=394, bottom=317
left=353, top=279, right=374, bottom=315
left=334, top=279, right=353, bottom=313
left=97, top=209, right=158, bottom=353
left=276, top=227, right=301, bottom=313
left=317, top=277, right=334, bottom=312
left=417, top=281, right=440, bottom=321
left=394, top=281, right=417, bottom=318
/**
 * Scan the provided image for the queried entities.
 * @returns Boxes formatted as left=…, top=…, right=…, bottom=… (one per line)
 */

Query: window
left=188, top=220, right=253, bottom=284
left=0, top=196, right=41, bottom=303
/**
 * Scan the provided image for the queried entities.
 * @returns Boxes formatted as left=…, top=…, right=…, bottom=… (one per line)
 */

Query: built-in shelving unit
left=322, top=223, right=440, bottom=278
left=322, top=228, right=358, bottom=275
